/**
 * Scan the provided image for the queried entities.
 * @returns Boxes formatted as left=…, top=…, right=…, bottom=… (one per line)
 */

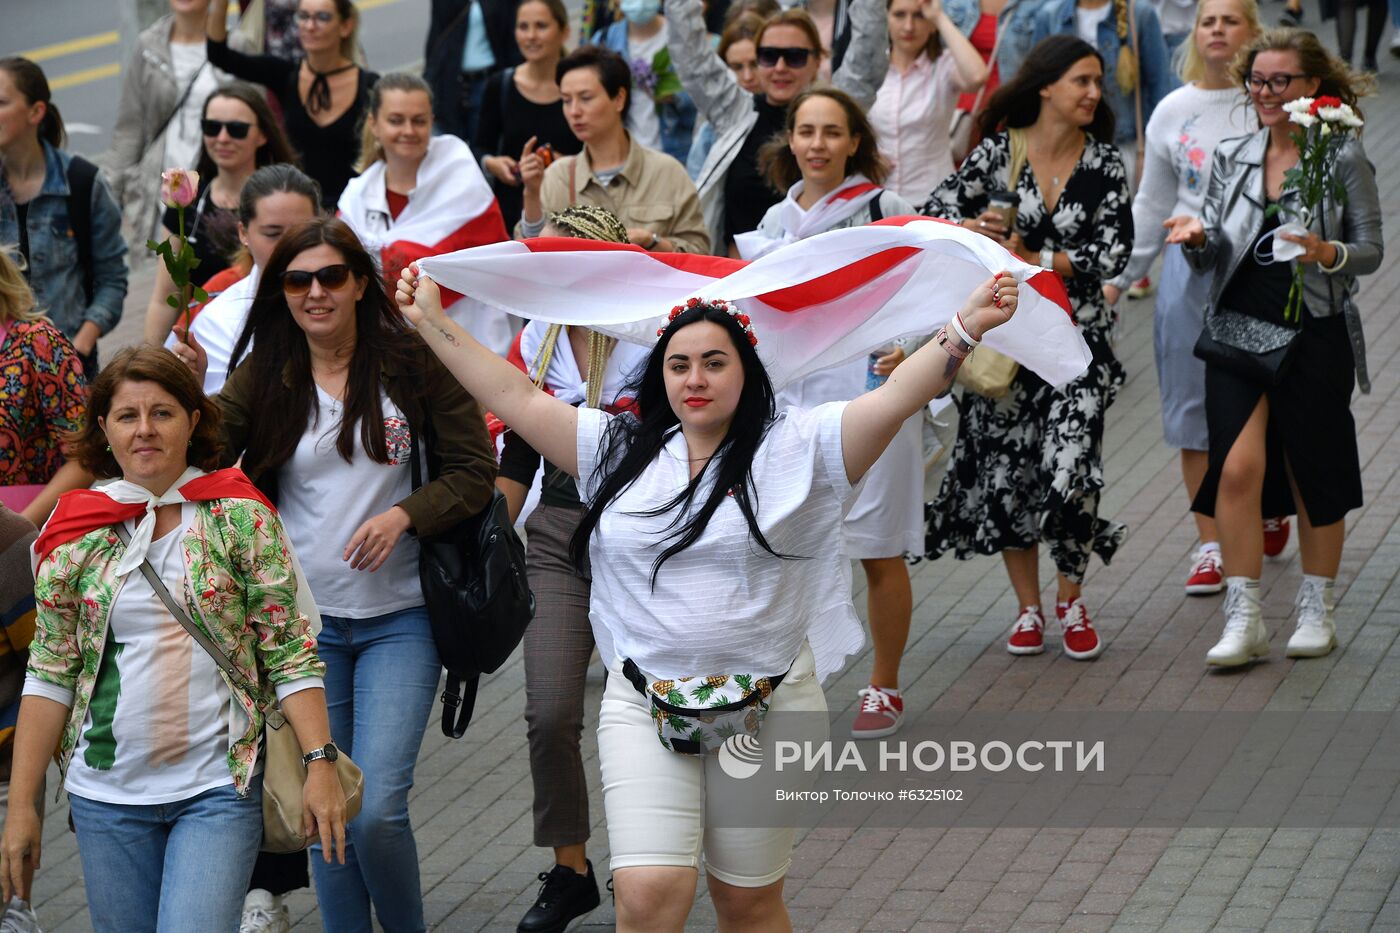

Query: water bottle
left=865, top=339, right=905, bottom=391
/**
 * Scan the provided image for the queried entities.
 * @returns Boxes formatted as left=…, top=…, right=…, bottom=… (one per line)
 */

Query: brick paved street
left=39, top=32, right=1400, bottom=933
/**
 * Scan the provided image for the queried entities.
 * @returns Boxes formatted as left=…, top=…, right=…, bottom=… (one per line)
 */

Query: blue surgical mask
left=620, top=0, right=661, bottom=25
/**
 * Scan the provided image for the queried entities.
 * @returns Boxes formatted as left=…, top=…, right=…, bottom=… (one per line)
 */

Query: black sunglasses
left=201, top=119, right=252, bottom=139
left=756, top=45, right=813, bottom=68
left=282, top=264, right=352, bottom=296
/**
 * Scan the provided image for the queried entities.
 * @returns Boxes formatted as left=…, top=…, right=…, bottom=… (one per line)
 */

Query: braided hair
left=1112, top=0, right=1138, bottom=93
left=547, top=204, right=630, bottom=243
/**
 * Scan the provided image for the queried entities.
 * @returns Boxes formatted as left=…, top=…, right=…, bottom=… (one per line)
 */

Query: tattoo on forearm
left=433, top=323, right=460, bottom=346
left=942, top=354, right=963, bottom=380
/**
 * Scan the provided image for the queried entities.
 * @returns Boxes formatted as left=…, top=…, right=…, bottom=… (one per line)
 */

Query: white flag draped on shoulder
left=418, top=216, right=1092, bottom=392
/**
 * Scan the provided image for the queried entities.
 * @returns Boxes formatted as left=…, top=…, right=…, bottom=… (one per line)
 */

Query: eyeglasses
left=756, top=45, right=813, bottom=68
left=282, top=264, right=352, bottom=296
left=1245, top=72, right=1307, bottom=94
left=201, top=119, right=252, bottom=139
left=295, top=9, right=336, bottom=24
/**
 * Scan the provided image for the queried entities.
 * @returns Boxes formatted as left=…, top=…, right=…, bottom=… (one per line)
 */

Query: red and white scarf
left=339, top=135, right=519, bottom=353
left=418, top=216, right=1090, bottom=392
left=734, top=174, right=883, bottom=260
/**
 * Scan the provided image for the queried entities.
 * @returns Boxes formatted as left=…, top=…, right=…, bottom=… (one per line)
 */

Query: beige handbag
left=955, top=129, right=1027, bottom=399
left=115, top=525, right=364, bottom=852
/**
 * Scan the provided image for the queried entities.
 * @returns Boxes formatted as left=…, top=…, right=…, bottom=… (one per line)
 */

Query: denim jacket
left=1184, top=130, right=1384, bottom=392
left=593, top=21, right=698, bottom=166
left=0, top=142, right=129, bottom=339
left=1032, top=0, right=1172, bottom=145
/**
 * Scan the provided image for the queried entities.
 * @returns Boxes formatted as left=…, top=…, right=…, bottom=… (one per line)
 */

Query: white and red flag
left=339, top=134, right=519, bottom=353
left=417, top=215, right=1092, bottom=391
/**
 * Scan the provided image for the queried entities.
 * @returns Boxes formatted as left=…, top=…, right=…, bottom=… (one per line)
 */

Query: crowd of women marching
left=0, top=0, right=1385, bottom=929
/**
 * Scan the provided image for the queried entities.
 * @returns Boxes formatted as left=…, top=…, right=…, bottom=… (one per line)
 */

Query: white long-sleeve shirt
left=1118, top=84, right=1256, bottom=285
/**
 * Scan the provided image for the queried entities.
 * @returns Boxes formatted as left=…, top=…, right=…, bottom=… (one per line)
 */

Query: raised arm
left=834, top=0, right=891, bottom=111
left=396, top=267, right=582, bottom=476
left=207, top=0, right=297, bottom=91
left=663, top=0, right=749, bottom=126
left=840, top=272, right=1017, bottom=484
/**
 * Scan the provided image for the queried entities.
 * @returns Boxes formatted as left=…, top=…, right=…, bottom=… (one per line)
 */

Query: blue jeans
left=67, top=776, right=263, bottom=933
left=311, top=607, right=440, bottom=933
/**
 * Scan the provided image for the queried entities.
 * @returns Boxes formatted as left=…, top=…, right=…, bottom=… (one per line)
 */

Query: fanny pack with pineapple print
left=621, top=659, right=790, bottom=756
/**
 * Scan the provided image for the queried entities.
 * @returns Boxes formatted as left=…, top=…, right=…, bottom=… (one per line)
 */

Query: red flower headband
left=656, top=296, right=759, bottom=347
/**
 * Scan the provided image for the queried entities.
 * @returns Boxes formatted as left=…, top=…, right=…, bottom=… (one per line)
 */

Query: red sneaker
left=1127, top=275, right=1154, bottom=299
left=1056, top=600, right=1104, bottom=660
left=1263, top=517, right=1291, bottom=557
left=1185, top=547, right=1224, bottom=596
left=851, top=686, right=903, bottom=739
left=1006, top=607, right=1046, bottom=655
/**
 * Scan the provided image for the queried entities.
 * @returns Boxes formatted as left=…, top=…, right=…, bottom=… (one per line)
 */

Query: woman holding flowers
left=143, top=82, right=298, bottom=346
left=1165, top=28, right=1381, bottom=667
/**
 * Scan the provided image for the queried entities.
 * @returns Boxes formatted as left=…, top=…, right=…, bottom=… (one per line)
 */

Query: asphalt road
left=3, top=0, right=433, bottom=158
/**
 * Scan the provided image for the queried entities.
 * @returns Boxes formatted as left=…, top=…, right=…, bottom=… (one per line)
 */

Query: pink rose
left=161, top=168, right=199, bottom=209
left=1188, top=147, right=1205, bottom=168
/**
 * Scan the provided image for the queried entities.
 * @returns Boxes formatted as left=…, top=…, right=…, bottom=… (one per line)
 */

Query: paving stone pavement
left=51, top=34, right=1400, bottom=933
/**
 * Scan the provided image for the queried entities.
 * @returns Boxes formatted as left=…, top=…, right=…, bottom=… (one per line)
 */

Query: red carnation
left=1310, top=95, right=1342, bottom=114
left=686, top=297, right=700, bottom=308
left=736, top=313, right=751, bottom=326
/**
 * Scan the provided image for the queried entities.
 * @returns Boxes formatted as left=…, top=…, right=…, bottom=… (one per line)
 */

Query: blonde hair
left=1112, top=0, right=1137, bottom=93
left=1234, top=27, right=1375, bottom=113
left=1178, top=0, right=1263, bottom=84
left=355, top=72, right=433, bottom=172
left=0, top=248, right=42, bottom=325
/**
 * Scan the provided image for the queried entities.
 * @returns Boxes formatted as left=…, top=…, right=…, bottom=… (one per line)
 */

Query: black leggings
left=1336, top=0, right=1387, bottom=65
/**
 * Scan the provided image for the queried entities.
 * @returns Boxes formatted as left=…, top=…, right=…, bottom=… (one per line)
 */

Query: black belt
left=460, top=67, right=494, bottom=82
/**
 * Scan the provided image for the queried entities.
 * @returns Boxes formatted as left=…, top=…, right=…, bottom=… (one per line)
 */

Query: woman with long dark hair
left=143, top=82, right=298, bottom=346
left=397, top=243, right=1020, bottom=931
left=175, top=217, right=496, bottom=931
left=1165, top=29, right=1381, bottom=666
left=921, top=35, right=1132, bottom=661
left=206, top=0, right=379, bottom=207
left=743, top=87, right=922, bottom=739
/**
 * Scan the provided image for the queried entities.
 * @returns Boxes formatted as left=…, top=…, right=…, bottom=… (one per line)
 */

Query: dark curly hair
left=69, top=346, right=224, bottom=478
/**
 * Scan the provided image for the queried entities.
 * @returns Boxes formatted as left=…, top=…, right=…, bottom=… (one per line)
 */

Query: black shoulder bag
left=65, top=155, right=99, bottom=306
left=409, top=422, right=535, bottom=738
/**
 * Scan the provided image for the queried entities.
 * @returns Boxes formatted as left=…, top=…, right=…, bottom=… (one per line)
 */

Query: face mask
left=620, top=0, right=661, bottom=25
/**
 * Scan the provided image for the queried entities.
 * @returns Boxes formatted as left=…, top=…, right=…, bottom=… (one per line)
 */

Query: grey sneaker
left=238, top=890, right=290, bottom=933
left=0, top=897, right=42, bottom=933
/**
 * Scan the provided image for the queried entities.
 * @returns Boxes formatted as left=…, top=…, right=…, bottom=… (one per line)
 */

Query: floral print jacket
left=30, top=497, right=324, bottom=796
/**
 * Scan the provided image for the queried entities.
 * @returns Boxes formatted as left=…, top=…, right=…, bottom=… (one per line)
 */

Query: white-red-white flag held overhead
left=418, top=216, right=1091, bottom=391
left=339, top=134, right=519, bottom=352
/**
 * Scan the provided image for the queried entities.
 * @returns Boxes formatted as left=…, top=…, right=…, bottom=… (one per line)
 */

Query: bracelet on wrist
left=1319, top=240, right=1348, bottom=274
left=950, top=312, right=981, bottom=348
left=936, top=325, right=973, bottom=360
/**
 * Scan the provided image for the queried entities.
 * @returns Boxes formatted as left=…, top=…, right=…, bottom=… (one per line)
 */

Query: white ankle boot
left=1286, top=576, right=1337, bottom=658
left=1206, top=578, right=1269, bottom=667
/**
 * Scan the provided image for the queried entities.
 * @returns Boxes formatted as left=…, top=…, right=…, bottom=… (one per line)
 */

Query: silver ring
left=979, top=221, right=987, bottom=228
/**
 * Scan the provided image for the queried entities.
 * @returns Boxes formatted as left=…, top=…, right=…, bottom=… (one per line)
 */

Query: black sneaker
left=517, top=860, right=601, bottom=933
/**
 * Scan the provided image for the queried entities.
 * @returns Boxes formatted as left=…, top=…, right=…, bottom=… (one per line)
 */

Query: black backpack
left=65, top=154, right=99, bottom=305
left=409, top=424, right=535, bottom=738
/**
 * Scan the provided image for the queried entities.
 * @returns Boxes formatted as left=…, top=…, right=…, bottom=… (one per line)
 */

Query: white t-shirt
left=626, top=25, right=668, bottom=153
left=164, top=41, right=221, bottom=172
left=64, top=506, right=235, bottom=805
left=164, top=267, right=259, bottom=395
left=576, top=403, right=865, bottom=683
left=1075, top=4, right=1113, bottom=47
left=277, top=387, right=423, bottom=618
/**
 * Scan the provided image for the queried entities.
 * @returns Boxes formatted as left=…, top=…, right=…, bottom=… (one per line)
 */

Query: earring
left=105, top=444, right=112, bottom=452
left=188, top=439, right=194, bottom=448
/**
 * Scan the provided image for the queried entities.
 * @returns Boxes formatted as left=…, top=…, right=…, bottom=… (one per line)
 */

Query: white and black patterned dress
left=918, top=132, right=1132, bottom=582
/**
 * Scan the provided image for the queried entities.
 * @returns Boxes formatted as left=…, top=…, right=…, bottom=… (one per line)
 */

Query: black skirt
left=1193, top=312, right=1361, bottom=526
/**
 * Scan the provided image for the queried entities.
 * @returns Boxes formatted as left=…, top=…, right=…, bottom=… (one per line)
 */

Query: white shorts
left=597, top=641, right=828, bottom=887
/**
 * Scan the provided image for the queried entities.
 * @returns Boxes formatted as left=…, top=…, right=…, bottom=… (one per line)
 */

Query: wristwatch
left=302, top=742, right=340, bottom=767
left=1039, top=247, right=1055, bottom=270
left=646, top=230, right=659, bottom=250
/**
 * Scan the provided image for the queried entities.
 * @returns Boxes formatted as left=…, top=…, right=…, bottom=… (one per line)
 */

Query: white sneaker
left=0, top=897, right=42, bottom=933
left=239, top=890, right=290, bottom=933
left=1206, top=580, right=1269, bottom=667
left=1286, top=577, right=1337, bottom=658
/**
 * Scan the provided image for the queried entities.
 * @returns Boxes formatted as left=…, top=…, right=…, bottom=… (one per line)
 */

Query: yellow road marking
left=16, top=30, right=119, bottom=63
left=49, top=63, right=122, bottom=91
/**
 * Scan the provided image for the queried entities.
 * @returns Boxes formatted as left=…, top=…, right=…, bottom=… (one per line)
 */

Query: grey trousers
left=521, top=504, right=595, bottom=849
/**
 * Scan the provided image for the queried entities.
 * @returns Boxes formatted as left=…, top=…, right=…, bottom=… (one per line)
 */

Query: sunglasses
left=282, top=264, right=353, bottom=296
left=295, top=9, right=336, bottom=24
left=756, top=45, right=813, bottom=68
left=201, top=119, right=253, bottom=139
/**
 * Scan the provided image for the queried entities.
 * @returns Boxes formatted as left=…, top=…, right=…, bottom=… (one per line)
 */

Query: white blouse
left=576, top=403, right=865, bottom=683
left=869, top=51, right=962, bottom=203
